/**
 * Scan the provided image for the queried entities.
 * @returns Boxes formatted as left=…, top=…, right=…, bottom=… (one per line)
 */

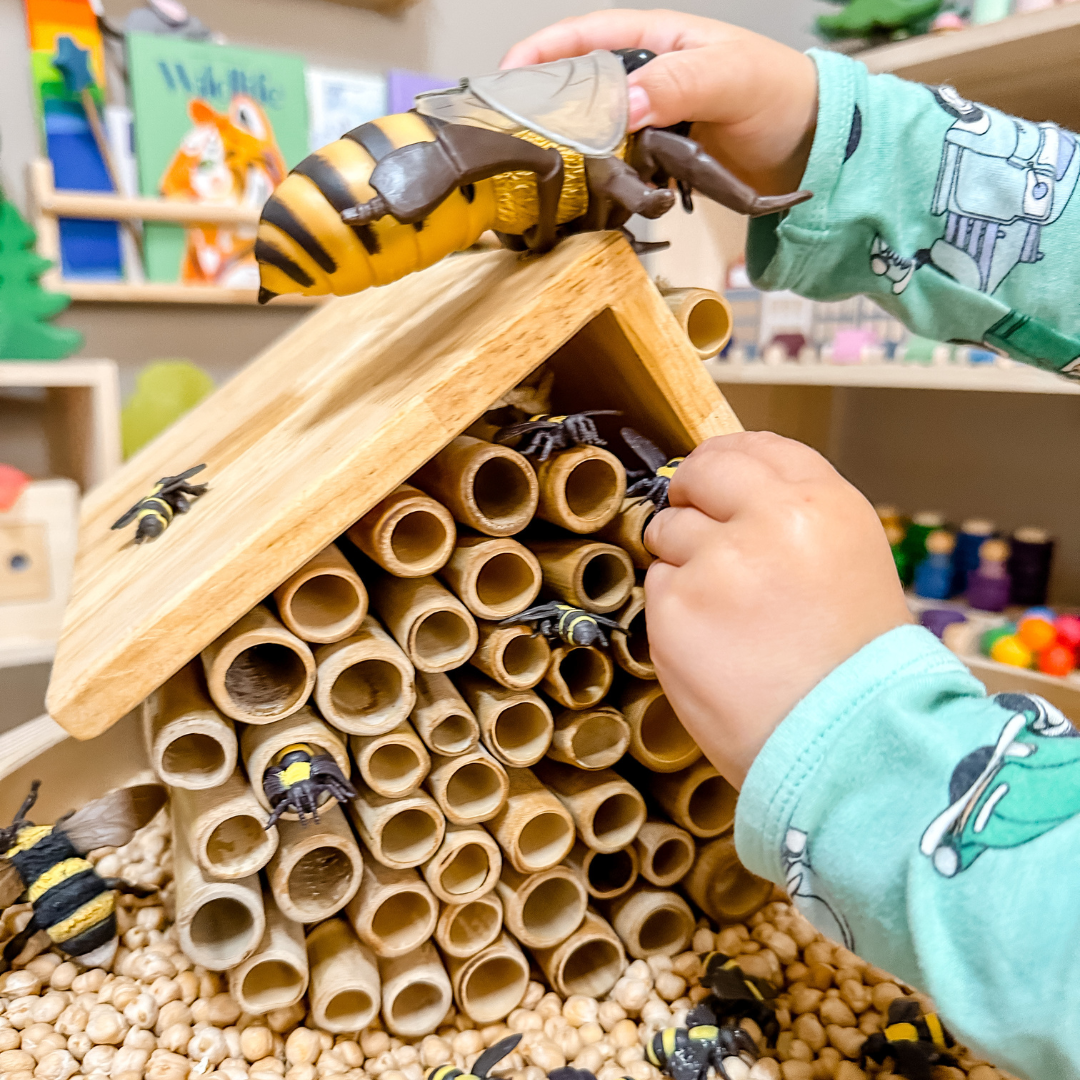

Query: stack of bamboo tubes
left=144, top=393, right=772, bottom=1035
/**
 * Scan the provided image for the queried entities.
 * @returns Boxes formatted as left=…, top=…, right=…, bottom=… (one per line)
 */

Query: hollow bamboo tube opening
left=307, top=918, right=380, bottom=1033
left=684, top=831, right=772, bottom=923
left=620, top=680, right=702, bottom=773
left=497, top=863, right=586, bottom=949
left=534, top=760, right=646, bottom=854
left=525, top=540, right=634, bottom=614
left=314, top=617, right=416, bottom=735
left=143, top=661, right=237, bottom=790
left=446, top=933, right=529, bottom=1024
left=423, top=825, right=501, bottom=904
left=412, top=436, right=538, bottom=537
left=485, top=767, right=575, bottom=874
left=371, top=575, right=478, bottom=674
left=349, top=782, right=446, bottom=869
left=347, top=856, right=438, bottom=958
left=567, top=841, right=639, bottom=901
left=606, top=886, right=695, bottom=959
left=469, top=621, right=551, bottom=691
left=347, top=484, right=457, bottom=578
left=350, top=721, right=431, bottom=799
left=635, top=820, right=695, bottom=887
left=228, top=893, right=309, bottom=1015
left=548, top=706, right=630, bottom=771
left=660, top=286, right=734, bottom=359
left=412, top=672, right=480, bottom=757
left=533, top=445, right=627, bottom=534
left=434, top=891, right=504, bottom=959
left=439, top=537, right=542, bottom=620
left=426, top=746, right=509, bottom=826
left=597, top=498, right=655, bottom=571
left=533, top=909, right=625, bottom=999
left=378, top=941, right=453, bottom=1038
left=611, top=587, right=654, bottom=681
left=273, top=543, right=368, bottom=644
left=542, top=646, right=613, bottom=711
left=653, top=759, right=738, bottom=839
left=457, top=673, right=553, bottom=768
left=201, top=604, right=316, bottom=724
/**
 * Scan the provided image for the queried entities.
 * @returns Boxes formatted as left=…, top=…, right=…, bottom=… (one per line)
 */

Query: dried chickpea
left=241, top=1028, right=275, bottom=1063
left=551, top=1028, right=581, bottom=1062
left=80, top=1045, right=116, bottom=1073
left=856, top=1011, right=881, bottom=1038
left=266, top=1004, right=305, bottom=1036
left=833, top=1063, right=866, bottom=1080
left=0, top=1049, right=36, bottom=1072
left=23, top=1028, right=66, bottom=1063
left=570, top=1047, right=604, bottom=1074
left=669, top=954, right=701, bottom=982
left=4, top=973, right=42, bottom=999
left=616, top=1047, right=644, bottom=1069
left=175, top=972, right=199, bottom=1007
left=819, top=998, right=856, bottom=1028
left=611, top=979, right=649, bottom=1013
left=870, top=984, right=903, bottom=1014
left=146, top=1047, right=193, bottom=1080
left=360, top=1032, right=390, bottom=1059
left=5, top=998, right=38, bottom=1032
left=780, top=1062, right=812, bottom=1080
left=285, top=1030, right=321, bottom=1068
left=576, top=1023, right=603, bottom=1047
left=159, top=1024, right=194, bottom=1054
left=826, top=1025, right=865, bottom=1060
left=113, top=1046, right=152, bottom=1075
left=748, top=1059, right=781, bottom=1080
left=596, top=1002, right=626, bottom=1032
left=64, top=1033, right=91, bottom=1063
left=0, top=1029, right=19, bottom=1052
left=71, top=971, right=106, bottom=996
left=561, top=997, right=598, bottom=1029
left=124, top=1028, right=156, bottom=1051
left=525, top=1039, right=564, bottom=1072
left=33, top=1048, right=79, bottom=1080
left=507, top=1011, right=542, bottom=1035
left=652, top=973, right=685, bottom=1003
left=450, top=1031, right=483, bottom=1058
left=714, top=928, right=742, bottom=955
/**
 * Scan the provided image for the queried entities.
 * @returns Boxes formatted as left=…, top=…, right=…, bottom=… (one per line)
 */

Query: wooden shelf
left=0, top=640, right=56, bottom=670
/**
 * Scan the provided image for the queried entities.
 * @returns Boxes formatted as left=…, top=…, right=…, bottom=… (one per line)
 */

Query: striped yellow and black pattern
left=555, top=604, right=600, bottom=644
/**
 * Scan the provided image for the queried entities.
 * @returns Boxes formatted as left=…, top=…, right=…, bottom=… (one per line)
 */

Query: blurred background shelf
left=0, top=639, right=57, bottom=670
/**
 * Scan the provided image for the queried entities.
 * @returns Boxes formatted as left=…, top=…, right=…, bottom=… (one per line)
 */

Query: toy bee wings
left=622, top=428, right=684, bottom=512
left=111, top=464, right=208, bottom=544
left=256, top=50, right=812, bottom=303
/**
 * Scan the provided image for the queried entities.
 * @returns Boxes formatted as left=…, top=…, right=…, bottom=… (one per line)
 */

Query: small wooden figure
left=494, top=410, right=620, bottom=462
left=860, top=999, right=957, bottom=1080
left=623, top=428, right=684, bottom=512
left=913, top=529, right=955, bottom=600
left=966, top=538, right=1012, bottom=612
left=111, top=464, right=208, bottom=544
left=500, top=601, right=627, bottom=648
left=262, top=743, right=358, bottom=828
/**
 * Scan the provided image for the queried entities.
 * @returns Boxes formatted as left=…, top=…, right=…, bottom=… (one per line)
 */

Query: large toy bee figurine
left=263, top=743, right=357, bottom=829
left=111, top=464, right=208, bottom=544
left=860, top=1000, right=958, bottom=1080
left=501, top=601, right=627, bottom=649
left=255, top=49, right=811, bottom=303
left=0, top=782, right=166, bottom=972
left=688, top=953, right=779, bottom=1046
left=494, top=410, right=620, bottom=462
left=427, top=1033, right=522, bottom=1080
left=622, top=429, right=684, bottom=512
left=647, top=1024, right=758, bottom=1080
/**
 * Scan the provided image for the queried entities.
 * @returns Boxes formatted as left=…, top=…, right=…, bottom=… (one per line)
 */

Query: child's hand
left=501, top=9, right=819, bottom=196
left=644, top=432, right=912, bottom=788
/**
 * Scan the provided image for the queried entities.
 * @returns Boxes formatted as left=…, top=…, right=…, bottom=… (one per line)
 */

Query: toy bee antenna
left=112, top=464, right=209, bottom=544
left=494, top=409, right=621, bottom=462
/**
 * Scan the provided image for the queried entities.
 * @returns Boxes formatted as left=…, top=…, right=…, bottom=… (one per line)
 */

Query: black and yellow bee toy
left=623, top=429, right=684, bottom=513
left=687, top=953, right=779, bottom=1045
left=501, top=601, right=627, bottom=649
left=0, top=782, right=166, bottom=972
left=494, top=410, right=620, bottom=462
left=263, top=743, right=357, bottom=829
left=255, top=49, right=811, bottom=303
left=860, top=1000, right=958, bottom=1080
left=111, top=464, right=208, bottom=544
left=647, top=1024, right=758, bottom=1080
left=427, top=1033, right=522, bottom=1080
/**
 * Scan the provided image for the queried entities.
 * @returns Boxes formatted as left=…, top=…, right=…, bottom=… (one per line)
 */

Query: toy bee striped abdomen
left=647, top=1024, right=758, bottom=1080
left=111, top=464, right=208, bottom=545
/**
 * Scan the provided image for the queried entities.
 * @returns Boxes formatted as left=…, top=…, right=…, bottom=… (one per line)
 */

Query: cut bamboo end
left=371, top=575, right=479, bottom=674
left=347, top=484, right=457, bottom=578
left=306, top=918, right=381, bottom=1033
left=201, top=604, right=316, bottom=724
left=533, top=908, right=625, bottom=999
left=434, top=891, right=504, bottom=959
left=348, top=782, right=446, bottom=870
left=606, top=886, right=695, bottom=959
left=684, top=831, right=773, bottom=924
left=457, top=673, right=553, bottom=768
left=446, top=932, right=529, bottom=1024
left=346, top=857, right=439, bottom=959
left=313, top=616, right=417, bottom=735
left=143, top=661, right=237, bottom=790
left=542, top=646, right=613, bottom=711
left=439, top=537, right=542, bottom=620
left=470, top=621, right=551, bottom=691
left=653, top=759, right=737, bottom=839
left=534, top=760, right=646, bottom=854
left=611, top=587, right=654, bottom=680
left=422, top=825, right=502, bottom=905
left=635, top=820, right=695, bottom=888
left=412, top=435, right=538, bottom=537
left=485, top=767, right=575, bottom=874
left=228, top=892, right=309, bottom=1015
left=525, top=540, right=635, bottom=614
left=350, top=721, right=431, bottom=799
left=533, top=445, right=627, bottom=534
left=548, top=706, right=630, bottom=771
left=378, top=941, right=453, bottom=1038
left=412, top=672, right=480, bottom=757
left=567, top=840, right=639, bottom=901
left=272, top=543, right=368, bottom=644
left=659, top=286, right=734, bottom=359
left=426, top=746, right=510, bottom=826
left=497, top=862, right=587, bottom=949
left=596, top=497, right=656, bottom=572
left=620, top=680, right=702, bottom=773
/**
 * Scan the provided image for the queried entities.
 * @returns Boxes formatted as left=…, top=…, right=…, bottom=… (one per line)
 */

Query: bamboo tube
left=533, top=445, right=627, bottom=534
left=412, top=435, right=538, bottom=537
left=346, top=857, right=438, bottom=958
left=170, top=770, right=278, bottom=881
left=635, top=820, right=695, bottom=887
left=469, top=621, right=551, bottom=691
left=457, top=672, right=553, bottom=768
left=314, top=617, right=416, bottom=735
left=533, top=760, right=646, bottom=854
left=272, top=543, right=368, bottom=644
left=350, top=721, right=431, bottom=798
left=378, top=941, right=453, bottom=1038
left=412, top=672, right=480, bottom=757
left=533, top=909, right=625, bottom=999
left=266, top=804, right=364, bottom=922
left=620, top=680, right=702, bottom=773
left=422, top=825, right=502, bottom=905
left=524, top=540, right=634, bottom=614
left=567, top=841, right=639, bottom=901
left=240, top=707, right=351, bottom=817
left=611, top=586, right=655, bottom=680
left=201, top=604, right=315, bottom=724
left=306, top=918, right=381, bottom=1033
left=434, top=892, right=504, bottom=959
left=684, top=831, right=772, bottom=923
left=653, top=759, right=737, bottom=838
left=606, top=886, right=695, bottom=959
left=142, top=661, right=237, bottom=790
left=348, top=781, right=446, bottom=869
left=228, top=892, right=309, bottom=1015
left=347, top=484, right=457, bottom=578
left=426, top=746, right=509, bottom=826
left=445, top=933, right=529, bottom=1024
left=485, top=767, right=575, bottom=874
left=659, top=286, right=734, bottom=359
left=171, top=803, right=265, bottom=972
left=496, top=863, right=586, bottom=949
left=596, top=498, right=655, bottom=571
left=371, top=575, right=479, bottom=674
left=548, top=706, right=630, bottom=770
left=542, top=646, right=613, bottom=710
left=439, top=537, right=542, bottom=620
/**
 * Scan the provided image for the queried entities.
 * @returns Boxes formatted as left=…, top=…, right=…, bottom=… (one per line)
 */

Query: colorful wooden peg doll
left=966, top=538, right=1012, bottom=613
left=914, top=529, right=956, bottom=600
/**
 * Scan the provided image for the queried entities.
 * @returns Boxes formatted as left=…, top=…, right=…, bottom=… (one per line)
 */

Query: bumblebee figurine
left=255, top=49, right=811, bottom=303
left=622, top=429, right=683, bottom=512
left=860, top=1000, right=957, bottom=1080
left=111, top=464, right=208, bottom=544
left=688, top=953, right=779, bottom=1045
left=494, top=410, right=620, bottom=462
left=427, top=1034, right=522, bottom=1080
left=647, top=1024, right=758, bottom=1080
left=501, top=601, right=627, bottom=649
left=263, top=743, right=357, bottom=829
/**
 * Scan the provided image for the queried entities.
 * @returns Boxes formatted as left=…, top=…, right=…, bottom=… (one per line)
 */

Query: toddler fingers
left=667, top=447, right=784, bottom=523
left=643, top=504, right=723, bottom=567
left=692, top=431, right=838, bottom=484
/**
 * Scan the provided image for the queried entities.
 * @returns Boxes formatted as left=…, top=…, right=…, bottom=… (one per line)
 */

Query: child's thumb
left=627, top=47, right=726, bottom=131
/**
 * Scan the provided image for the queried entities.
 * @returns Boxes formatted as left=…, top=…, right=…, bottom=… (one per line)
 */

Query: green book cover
left=127, top=33, right=308, bottom=286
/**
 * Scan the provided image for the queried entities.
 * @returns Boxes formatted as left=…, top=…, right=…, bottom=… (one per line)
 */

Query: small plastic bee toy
left=111, top=464, right=208, bottom=544
left=263, top=743, right=358, bottom=829
left=688, top=953, right=779, bottom=1045
left=622, top=429, right=684, bottom=512
left=427, top=1033, right=522, bottom=1080
left=860, top=1000, right=958, bottom=1080
left=494, top=410, right=620, bottom=462
left=0, top=781, right=166, bottom=972
left=501, top=601, right=627, bottom=649
left=647, top=1024, right=758, bottom=1080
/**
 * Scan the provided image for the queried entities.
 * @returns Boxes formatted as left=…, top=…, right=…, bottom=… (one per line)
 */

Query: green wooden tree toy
left=816, top=0, right=944, bottom=40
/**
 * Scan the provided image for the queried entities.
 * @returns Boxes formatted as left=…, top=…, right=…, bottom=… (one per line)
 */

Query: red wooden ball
left=1038, top=643, right=1076, bottom=677
left=1054, top=614, right=1080, bottom=650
